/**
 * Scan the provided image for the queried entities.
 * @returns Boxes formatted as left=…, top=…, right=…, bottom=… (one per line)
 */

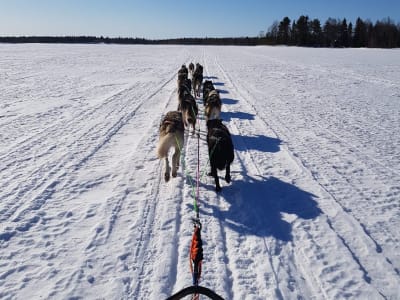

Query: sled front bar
left=166, top=285, right=225, bottom=300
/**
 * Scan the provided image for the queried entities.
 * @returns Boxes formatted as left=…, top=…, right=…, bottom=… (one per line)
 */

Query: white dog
left=156, top=111, right=184, bottom=182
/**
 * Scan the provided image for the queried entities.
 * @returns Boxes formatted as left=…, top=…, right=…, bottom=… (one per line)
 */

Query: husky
left=178, top=85, right=198, bottom=134
left=192, top=63, right=203, bottom=98
left=202, top=80, right=215, bottom=105
left=178, top=64, right=188, bottom=78
left=188, top=62, right=195, bottom=78
left=177, top=65, right=188, bottom=88
left=156, top=111, right=184, bottom=182
left=204, top=90, right=222, bottom=121
left=206, top=119, right=234, bottom=192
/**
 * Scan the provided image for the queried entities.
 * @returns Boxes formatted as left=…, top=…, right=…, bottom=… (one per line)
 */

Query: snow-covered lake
left=1, top=44, right=399, bottom=299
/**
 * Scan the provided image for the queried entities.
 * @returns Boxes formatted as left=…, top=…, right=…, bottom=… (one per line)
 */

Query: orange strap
left=189, top=225, right=203, bottom=286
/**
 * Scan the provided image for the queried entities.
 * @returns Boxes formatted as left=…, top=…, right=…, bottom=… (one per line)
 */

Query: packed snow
left=0, top=44, right=399, bottom=299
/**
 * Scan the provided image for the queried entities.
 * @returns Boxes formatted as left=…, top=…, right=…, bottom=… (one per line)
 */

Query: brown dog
left=178, top=85, right=198, bottom=134
left=202, top=80, right=215, bottom=105
left=192, top=63, right=203, bottom=98
left=188, top=62, right=195, bottom=78
left=204, top=90, right=222, bottom=121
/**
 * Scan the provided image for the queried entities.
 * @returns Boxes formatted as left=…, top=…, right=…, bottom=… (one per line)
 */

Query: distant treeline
left=0, top=36, right=151, bottom=44
left=0, top=16, right=399, bottom=48
left=0, top=35, right=260, bottom=46
left=264, top=16, right=400, bottom=48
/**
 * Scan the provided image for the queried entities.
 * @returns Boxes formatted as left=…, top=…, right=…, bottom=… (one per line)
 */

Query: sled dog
left=204, top=90, right=222, bottom=121
left=206, top=119, right=234, bottom=192
left=178, top=85, right=198, bottom=134
left=157, top=111, right=184, bottom=182
left=202, top=80, right=215, bottom=105
left=192, top=63, right=203, bottom=98
left=188, top=62, right=195, bottom=78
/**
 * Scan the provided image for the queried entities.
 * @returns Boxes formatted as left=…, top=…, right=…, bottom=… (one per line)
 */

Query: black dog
left=206, top=119, right=234, bottom=192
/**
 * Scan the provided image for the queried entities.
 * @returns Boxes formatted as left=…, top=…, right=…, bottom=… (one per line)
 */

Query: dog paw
left=172, top=170, right=177, bottom=178
left=164, top=173, right=170, bottom=182
left=225, top=175, right=231, bottom=183
left=215, top=186, right=222, bottom=192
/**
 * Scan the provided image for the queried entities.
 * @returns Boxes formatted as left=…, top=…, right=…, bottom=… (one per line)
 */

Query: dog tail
left=157, top=132, right=184, bottom=158
left=156, top=133, right=174, bottom=158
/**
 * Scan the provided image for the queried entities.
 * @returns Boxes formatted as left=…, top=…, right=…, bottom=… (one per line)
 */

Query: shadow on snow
left=202, top=175, right=321, bottom=242
left=217, top=89, right=229, bottom=94
left=221, top=111, right=254, bottom=122
left=221, top=98, right=238, bottom=105
left=231, top=134, right=281, bottom=153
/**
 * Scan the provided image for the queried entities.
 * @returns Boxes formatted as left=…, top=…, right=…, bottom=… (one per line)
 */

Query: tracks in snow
left=0, top=56, right=191, bottom=299
left=207, top=51, right=399, bottom=299
left=2, top=46, right=399, bottom=300
left=0, top=71, right=177, bottom=243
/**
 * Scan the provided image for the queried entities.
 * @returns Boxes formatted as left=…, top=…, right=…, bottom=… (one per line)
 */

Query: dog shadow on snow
left=221, top=111, right=254, bottom=122
left=232, top=134, right=281, bottom=153
left=200, top=175, right=322, bottom=242
left=221, top=98, right=238, bottom=105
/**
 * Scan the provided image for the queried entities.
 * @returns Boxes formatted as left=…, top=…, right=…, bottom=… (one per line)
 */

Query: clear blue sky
left=1, top=0, right=399, bottom=39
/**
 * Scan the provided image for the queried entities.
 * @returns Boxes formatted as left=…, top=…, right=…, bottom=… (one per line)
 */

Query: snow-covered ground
left=1, top=44, right=399, bottom=299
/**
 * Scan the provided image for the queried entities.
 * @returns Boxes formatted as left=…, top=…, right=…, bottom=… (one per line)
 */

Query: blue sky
left=1, top=0, right=399, bottom=39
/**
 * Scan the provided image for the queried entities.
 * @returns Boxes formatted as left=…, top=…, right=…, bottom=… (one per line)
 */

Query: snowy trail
left=205, top=47, right=400, bottom=298
left=1, top=44, right=399, bottom=300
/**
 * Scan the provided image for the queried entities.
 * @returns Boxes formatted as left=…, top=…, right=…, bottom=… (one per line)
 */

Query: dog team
left=156, top=62, right=234, bottom=192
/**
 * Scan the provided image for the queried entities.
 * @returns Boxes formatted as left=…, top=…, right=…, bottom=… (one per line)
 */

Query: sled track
left=211, top=52, right=400, bottom=298
left=0, top=71, right=178, bottom=243
left=51, top=73, right=184, bottom=298
left=130, top=57, right=202, bottom=299
left=130, top=131, right=187, bottom=299
left=205, top=54, right=319, bottom=299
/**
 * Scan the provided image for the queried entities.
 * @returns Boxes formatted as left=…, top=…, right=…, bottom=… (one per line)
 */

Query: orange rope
left=190, top=224, right=203, bottom=286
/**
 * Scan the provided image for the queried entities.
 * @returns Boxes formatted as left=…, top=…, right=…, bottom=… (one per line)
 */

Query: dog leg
left=211, top=166, right=221, bottom=192
left=164, top=157, right=171, bottom=182
left=225, top=163, right=231, bottom=183
left=192, top=122, right=196, bottom=135
left=172, top=147, right=180, bottom=178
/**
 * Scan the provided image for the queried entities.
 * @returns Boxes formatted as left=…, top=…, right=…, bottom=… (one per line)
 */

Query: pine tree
left=348, top=22, right=353, bottom=47
left=323, top=18, right=339, bottom=47
left=291, top=21, right=297, bottom=45
left=296, top=15, right=310, bottom=46
left=278, top=17, right=291, bottom=44
left=340, top=19, right=349, bottom=47
left=353, top=17, right=367, bottom=47
left=310, top=18, right=322, bottom=46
